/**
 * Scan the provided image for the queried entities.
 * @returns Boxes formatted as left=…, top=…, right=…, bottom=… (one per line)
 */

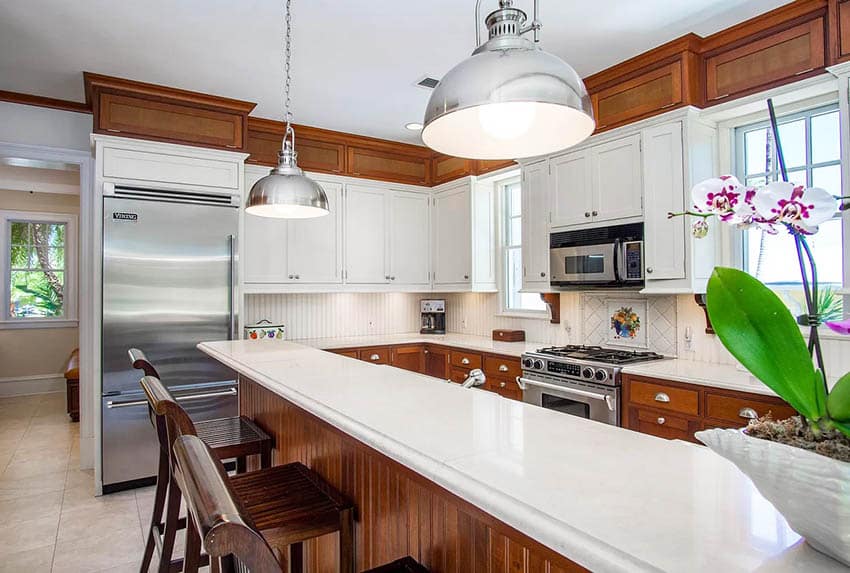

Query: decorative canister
left=244, top=319, right=285, bottom=341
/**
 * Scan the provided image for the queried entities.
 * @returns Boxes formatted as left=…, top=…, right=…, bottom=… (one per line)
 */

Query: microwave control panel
left=624, top=242, right=643, bottom=280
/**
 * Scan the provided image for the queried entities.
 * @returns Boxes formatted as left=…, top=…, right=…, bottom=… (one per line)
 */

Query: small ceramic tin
left=244, top=319, right=285, bottom=341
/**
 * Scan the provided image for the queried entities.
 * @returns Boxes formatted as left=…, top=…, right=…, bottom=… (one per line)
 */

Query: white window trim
left=497, top=175, right=548, bottom=318
left=0, top=209, right=78, bottom=329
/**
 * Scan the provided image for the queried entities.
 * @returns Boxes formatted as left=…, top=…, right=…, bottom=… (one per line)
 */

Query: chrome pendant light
left=246, top=0, right=329, bottom=219
left=422, top=0, right=595, bottom=160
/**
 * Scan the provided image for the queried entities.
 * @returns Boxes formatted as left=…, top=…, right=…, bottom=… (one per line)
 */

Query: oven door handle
left=516, top=377, right=617, bottom=412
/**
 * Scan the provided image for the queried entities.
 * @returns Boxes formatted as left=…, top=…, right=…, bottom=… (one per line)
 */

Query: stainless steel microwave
left=550, top=223, right=644, bottom=288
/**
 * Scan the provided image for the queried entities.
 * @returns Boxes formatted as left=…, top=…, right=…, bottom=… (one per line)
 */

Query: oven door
left=550, top=243, right=616, bottom=285
left=518, top=375, right=620, bottom=426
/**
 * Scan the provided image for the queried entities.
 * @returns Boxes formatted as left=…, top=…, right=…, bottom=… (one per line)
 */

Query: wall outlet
left=683, top=325, right=694, bottom=352
left=367, top=320, right=375, bottom=333
left=461, top=318, right=467, bottom=330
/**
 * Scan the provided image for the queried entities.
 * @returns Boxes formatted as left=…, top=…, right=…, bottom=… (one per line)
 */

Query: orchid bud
left=692, top=219, right=709, bottom=239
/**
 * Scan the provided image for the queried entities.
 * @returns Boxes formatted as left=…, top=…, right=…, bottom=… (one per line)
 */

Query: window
left=735, top=105, right=843, bottom=316
left=501, top=178, right=546, bottom=314
left=1, top=211, right=77, bottom=326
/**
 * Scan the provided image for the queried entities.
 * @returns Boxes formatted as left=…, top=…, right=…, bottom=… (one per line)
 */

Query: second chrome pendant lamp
left=246, top=0, right=329, bottom=219
left=422, top=0, right=595, bottom=160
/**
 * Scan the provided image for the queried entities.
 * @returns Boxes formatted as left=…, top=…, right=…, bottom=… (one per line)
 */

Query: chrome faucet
left=460, top=368, right=486, bottom=389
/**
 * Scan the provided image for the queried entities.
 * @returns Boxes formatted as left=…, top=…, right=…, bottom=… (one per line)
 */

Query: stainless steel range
left=517, top=345, right=665, bottom=426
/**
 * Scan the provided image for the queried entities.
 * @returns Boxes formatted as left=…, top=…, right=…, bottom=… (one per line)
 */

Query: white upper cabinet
left=244, top=168, right=290, bottom=283
left=590, top=133, right=643, bottom=222
left=521, top=160, right=551, bottom=289
left=550, top=149, right=592, bottom=228
left=388, top=190, right=430, bottom=286
left=345, top=184, right=389, bottom=284
left=642, top=122, right=685, bottom=280
left=287, top=180, right=343, bottom=283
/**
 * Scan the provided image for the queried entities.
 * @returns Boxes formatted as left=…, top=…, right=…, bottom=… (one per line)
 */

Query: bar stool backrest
left=128, top=347, right=160, bottom=378
left=129, top=348, right=168, bottom=448
left=139, top=374, right=198, bottom=454
left=172, top=434, right=282, bottom=573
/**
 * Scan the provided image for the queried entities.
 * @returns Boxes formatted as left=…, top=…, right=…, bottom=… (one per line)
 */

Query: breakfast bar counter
left=199, top=339, right=846, bottom=573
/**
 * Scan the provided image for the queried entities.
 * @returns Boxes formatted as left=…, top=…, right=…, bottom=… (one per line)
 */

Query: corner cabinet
left=520, top=160, right=551, bottom=291
left=432, top=178, right=497, bottom=291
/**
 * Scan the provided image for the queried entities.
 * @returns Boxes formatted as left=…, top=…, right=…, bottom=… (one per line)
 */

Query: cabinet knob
left=654, top=392, right=670, bottom=403
left=288, top=274, right=293, bottom=279
left=592, top=210, right=598, bottom=216
left=464, top=274, right=469, bottom=280
left=540, top=272, right=546, bottom=278
left=498, top=364, right=509, bottom=372
left=424, top=349, right=429, bottom=354
left=461, top=357, right=470, bottom=365
left=295, top=275, right=300, bottom=280
left=499, top=382, right=506, bottom=388
left=584, top=212, right=591, bottom=218
left=369, top=354, right=380, bottom=361
left=738, top=407, right=759, bottom=420
left=390, top=276, right=396, bottom=281
left=657, top=417, right=666, bottom=425
left=385, top=275, right=390, bottom=280
left=647, top=267, right=654, bottom=274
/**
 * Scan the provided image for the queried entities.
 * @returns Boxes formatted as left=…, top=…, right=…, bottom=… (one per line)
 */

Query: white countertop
left=293, top=332, right=544, bottom=358
left=199, top=339, right=846, bottom=573
left=622, top=359, right=779, bottom=396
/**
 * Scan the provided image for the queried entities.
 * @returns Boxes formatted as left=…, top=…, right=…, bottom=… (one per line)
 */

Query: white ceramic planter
left=696, top=428, right=850, bottom=566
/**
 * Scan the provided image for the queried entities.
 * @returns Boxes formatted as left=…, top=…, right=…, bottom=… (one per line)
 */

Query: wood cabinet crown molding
left=0, top=89, right=91, bottom=114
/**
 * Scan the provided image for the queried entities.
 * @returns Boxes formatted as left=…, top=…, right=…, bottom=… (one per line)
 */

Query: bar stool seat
left=195, top=416, right=271, bottom=470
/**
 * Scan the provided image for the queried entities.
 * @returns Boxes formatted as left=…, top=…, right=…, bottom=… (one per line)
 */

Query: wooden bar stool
left=130, top=348, right=273, bottom=573
left=142, top=374, right=355, bottom=573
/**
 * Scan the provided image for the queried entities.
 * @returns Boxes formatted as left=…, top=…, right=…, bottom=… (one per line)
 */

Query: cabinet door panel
left=433, top=184, right=471, bottom=285
left=244, top=169, right=289, bottom=283
left=550, top=150, right=592, bottom=228
left=591, top=61, right=683, bottom=131
left=590, top=134, right=643, bottom=222
left=424, top=346, right=450, bottom=379
left=521, top=161, right=550, bottom=287
left=287, top=181, right=342, bottom=283
left=345, top=185, right=388, bottom=283
left=389, top=191, right=430, bottom=286
left=642, top=122, right=685, bottom=280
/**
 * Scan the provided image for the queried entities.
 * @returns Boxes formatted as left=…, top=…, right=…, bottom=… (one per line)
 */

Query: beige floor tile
left=57, top=500, right=141, bottom=543
left=62, top=483, right=135, bottom=513
left=0, top=489, right=63, bottom=522
left=65, top=468, right=95, bottom=491
left=0, top=544, right=54, bottom=573
left=52, top=527, right=143, bottom=573
left=10, top=443, right=71, bottom=464
left=0, top=469, right=67, bottom=501
left=1, top=455, right=69, bottom=480
left=0, top=514, right=60, bottom=557
left=30, top=413, right=74, bottom=427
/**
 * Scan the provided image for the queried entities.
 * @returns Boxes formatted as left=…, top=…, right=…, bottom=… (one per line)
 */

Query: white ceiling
left=0, top=0, right=790, bottom=144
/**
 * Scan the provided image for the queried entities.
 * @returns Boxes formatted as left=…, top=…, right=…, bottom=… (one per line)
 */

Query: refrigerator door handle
left=106, top=398, right=149, bottom=409
left=175, top=388, right=237, bottom=403
left=228, top=234, right=237, bottom=340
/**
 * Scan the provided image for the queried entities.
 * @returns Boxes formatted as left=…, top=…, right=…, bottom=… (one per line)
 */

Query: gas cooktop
left=534, top=345, right=665, bottom=365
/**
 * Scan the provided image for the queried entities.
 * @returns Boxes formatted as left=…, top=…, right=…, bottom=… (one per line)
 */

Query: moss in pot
left=669, top=99, right=850, bottom=564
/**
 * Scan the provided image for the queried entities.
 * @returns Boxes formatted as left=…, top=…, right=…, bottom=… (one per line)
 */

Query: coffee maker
left=420, top=299, right=446, bottom=334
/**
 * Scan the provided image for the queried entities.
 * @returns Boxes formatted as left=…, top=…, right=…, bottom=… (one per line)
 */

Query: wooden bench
left=63, top=348, right=79, bottom=422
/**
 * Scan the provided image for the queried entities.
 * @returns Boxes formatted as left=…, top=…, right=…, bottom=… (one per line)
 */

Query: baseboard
left=0, top=373, right=65, bottom=397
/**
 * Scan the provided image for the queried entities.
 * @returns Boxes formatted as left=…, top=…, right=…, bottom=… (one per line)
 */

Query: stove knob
left=595, top=369, right=608, bottom=382
left=533, top=360, right=544, bottom=370
left=522, top=358, right=534, bottom=369
left=582, top=367, right=595, bottom=379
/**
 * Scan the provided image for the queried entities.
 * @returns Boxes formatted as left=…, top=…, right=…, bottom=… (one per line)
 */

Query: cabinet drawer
left=449, top=368, right=470, bottom=384
left=629, top=379, right=699, bottom=416
left=486, top=376, right=523, bottom=400
left=347, top=145, right=429, bottom=186
left=591, top=61, right=683, bottom=131
left=483, top=356, right=521, bottom=379
left=628, top=407, right=700, bottom=442
left=705, top=18, right=825, bottom=103
left=329, top=349, right=359, bottom=359
left=390, top=344, right=425, bottom=373
left=450, top=351, right=482, bottom=370
left=704, top=392, right=796, bottom=426
left=358, top=347, right=389, bottom=365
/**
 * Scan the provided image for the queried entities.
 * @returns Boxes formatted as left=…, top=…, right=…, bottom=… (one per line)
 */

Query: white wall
left=0, top=102, right=92, bottom=151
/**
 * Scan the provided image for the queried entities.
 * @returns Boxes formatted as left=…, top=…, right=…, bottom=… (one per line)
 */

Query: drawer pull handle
left=654, top=392, right=670, bottom=403
left=794, top=67, right=815, bottom=76
left=461, top=357, right=470, bottom=365
left=499, top=381, right=506, bottom=388
left=370, top=354, right=380, bottom=361
left=657, top=417, right=666, bottom=425
left=738, top=407, right=758, bottom=420
left=498, top=364, right=509, bottom=372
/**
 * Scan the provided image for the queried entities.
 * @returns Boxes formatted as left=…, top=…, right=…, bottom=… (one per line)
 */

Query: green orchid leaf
left=706, top=267, right=820, bottom=420
left=830, top=420, right=850, bottom=440
left=827, top=372, right=850, bottom=422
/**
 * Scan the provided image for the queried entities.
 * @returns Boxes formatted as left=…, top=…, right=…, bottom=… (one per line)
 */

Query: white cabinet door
left=642, top=122, right=685, bottom=280
left=521, top=160, right=551, bottom=287
left=550, top=149, right=592, bottom=228
left=286, top=181, right=343, bottom=283
left=389, top=190, right=430, bottom=286
left=244, top=169, right=290, bottom=283
left=345, top=185, right=388, bottom=284
left=433, top=183, right=471, bottom=285
left=591, top=133, right=643, bottom=222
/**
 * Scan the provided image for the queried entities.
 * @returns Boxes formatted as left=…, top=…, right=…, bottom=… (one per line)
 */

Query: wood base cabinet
left=424, top=345, right=450, bottom=380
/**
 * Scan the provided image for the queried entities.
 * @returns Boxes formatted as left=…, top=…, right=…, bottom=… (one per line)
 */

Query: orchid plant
left=670, top=99, right=850, bottom=439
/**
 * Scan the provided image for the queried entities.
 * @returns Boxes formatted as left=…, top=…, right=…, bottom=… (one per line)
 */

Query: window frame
left=1, top=210, right=78, bottom=329
left=498, top=175, right=548, bottom=318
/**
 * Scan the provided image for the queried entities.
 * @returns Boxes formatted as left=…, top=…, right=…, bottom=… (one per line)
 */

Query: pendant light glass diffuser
left=422, top=0, right=595, bottom=160
left=246, top=0, right=328, bottom=219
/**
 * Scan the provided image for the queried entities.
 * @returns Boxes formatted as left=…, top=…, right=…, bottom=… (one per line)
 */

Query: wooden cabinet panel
left=433, top=155, right=473, bottom=186
left=450, top=368, right=470, bottom=384
left=348, top=145, right=429, bottom=186
left=476, top=159, right=517, bottom=176
left=296, top=137, right=345, bottom=174
left=705, top=17, right=826, bottom=103
left=391, top=344, right=425, bottom=373
left=450, top=351, right=483, bottom=370
left=834, top=0, right=850, bottom=63
left=628, top=378, right=700, bottom=416
left=424, top=345, right=450, bottom=379
left=704, top=392, right=796, bottom=426
left=329, top=349, right=359, bottom=359
left=483, top=356, right=522, bottom=380
left=358, top=346, right=390, bottom=365
left=486, top=376, right=523, bottom=401
left=591, top=61, right=683, bottom=131
left=628, top=407, right=701, bottom=443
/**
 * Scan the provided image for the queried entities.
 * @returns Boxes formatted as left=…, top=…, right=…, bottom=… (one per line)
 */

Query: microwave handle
left=613, top=238, right=622, bottom=283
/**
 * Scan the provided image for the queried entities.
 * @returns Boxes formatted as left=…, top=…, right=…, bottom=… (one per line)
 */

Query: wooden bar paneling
left=239, top=378, right=586, bottom=573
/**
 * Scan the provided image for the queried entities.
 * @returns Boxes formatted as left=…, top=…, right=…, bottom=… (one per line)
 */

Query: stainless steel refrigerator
left=102, top=188, right=238, bottom=492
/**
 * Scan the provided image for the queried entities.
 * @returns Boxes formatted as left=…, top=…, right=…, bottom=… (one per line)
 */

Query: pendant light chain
left=283, top=0, right=294, bottom=140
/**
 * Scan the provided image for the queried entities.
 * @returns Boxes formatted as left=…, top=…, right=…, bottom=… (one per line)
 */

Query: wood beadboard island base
left=239, top=377, right=584, bottom=573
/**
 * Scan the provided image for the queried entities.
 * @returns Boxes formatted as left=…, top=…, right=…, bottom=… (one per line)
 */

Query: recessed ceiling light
left=405, top=122, right=423, bottom=131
